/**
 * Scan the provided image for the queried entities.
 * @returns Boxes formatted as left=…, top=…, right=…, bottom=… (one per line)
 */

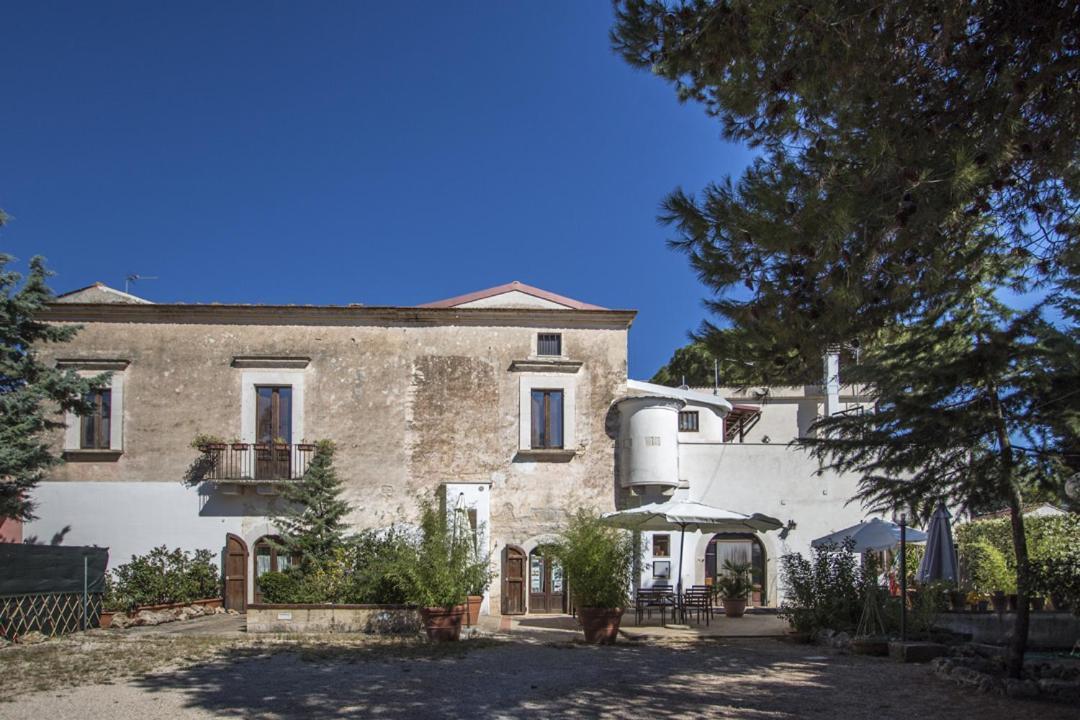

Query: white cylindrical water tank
left=617, top=397, right=682, bottom=490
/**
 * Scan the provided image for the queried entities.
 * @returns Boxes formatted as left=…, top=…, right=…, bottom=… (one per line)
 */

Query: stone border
left=246, top=604, right=421, bottom=634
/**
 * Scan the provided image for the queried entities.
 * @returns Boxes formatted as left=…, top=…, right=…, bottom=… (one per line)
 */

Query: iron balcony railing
left=197, top=443, right=316, bottom=482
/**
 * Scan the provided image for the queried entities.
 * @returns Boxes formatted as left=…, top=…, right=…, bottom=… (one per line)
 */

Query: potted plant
left=716, top=560, right=753, bottom=618
left=551, top=509, right=635, bottom=644
left=463, top=531, right=493, bottom=626
left=392, top=497, right=487, bottom=642
left=990, top=590, right=1007, bottom=612
left=948, top=587, right=968, bottom=611
left=191, top=432, right=226, bottom=452
left=229, top=436, right=248, bottom=451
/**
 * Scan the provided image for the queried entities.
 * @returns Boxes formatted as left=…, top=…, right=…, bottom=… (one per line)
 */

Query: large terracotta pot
left=578, top=607, right=623, bottom=644
left=465, top=595, right=482, bottom=626
left=419, top=605, right=466, bottom=642
left=98, top=611, right=115, bottom=629
left=990, top=591, right=1007, bottom=613
left=723, top=598, right=747, bottom=618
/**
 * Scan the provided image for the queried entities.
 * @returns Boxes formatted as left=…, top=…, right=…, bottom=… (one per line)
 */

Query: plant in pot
left=391, top=496, right=486, bottom=641
left=716, top=560, right=753, bottom=618
left=551, top=508, right=635, bottom=644
left=462, top=526, right=493, bottom=626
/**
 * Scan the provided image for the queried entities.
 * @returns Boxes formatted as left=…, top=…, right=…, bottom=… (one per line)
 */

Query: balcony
left=197, top=443, right=315, bottom=482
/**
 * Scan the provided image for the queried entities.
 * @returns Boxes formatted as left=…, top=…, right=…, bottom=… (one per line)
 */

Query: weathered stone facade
left=30, top=284, right=634, bottom=614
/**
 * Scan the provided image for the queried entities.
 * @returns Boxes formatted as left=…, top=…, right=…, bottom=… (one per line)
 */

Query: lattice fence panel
left=0, top=592, right=103, bottom=640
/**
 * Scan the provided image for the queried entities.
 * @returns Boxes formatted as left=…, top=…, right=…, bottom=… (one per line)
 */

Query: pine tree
left=274, top=440, right=352, bottom=569
left=0, top=241, right=104, bottom=521
left=612, top=1, right=1079, bottom=678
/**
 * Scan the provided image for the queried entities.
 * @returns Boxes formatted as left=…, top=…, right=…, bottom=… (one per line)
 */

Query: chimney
left=823, top=349, right=841, bottom=417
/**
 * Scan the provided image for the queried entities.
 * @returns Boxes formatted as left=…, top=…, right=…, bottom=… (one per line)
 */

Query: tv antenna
left=125, top=274, right=158, bottom=294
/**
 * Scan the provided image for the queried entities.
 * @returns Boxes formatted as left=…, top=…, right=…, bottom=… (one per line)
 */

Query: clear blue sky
left=0, top=2, right=753, bottom=378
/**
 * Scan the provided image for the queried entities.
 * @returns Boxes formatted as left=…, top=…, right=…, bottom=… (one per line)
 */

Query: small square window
left=537, top=333, right=562, bottom=356
left=653, top=534, right=670, bottom=557
left=653, top=560, right=671, bottom=579
left=678, top=411, right=699, bottom=432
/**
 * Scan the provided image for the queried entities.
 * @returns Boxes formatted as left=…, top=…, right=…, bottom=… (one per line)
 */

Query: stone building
left=26, top=281, right=634, bottom=615
left=25, top=279, right=880, bottom=616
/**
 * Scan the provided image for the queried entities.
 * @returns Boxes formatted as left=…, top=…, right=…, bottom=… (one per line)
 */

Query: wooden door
left=224, top=534, right=247, bottom=612
left=501, top=545, right=526, bottom=615
left=255, top=386, right=292, bottom=479
left=528, top=547, right=566, bottom=613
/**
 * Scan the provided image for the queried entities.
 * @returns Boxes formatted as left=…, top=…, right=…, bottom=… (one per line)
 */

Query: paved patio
left=477, top=609, right=789, bottom=642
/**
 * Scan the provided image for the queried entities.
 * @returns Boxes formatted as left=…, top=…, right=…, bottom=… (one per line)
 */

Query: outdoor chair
left=683, top=588, right=713, bottom=626
left=634, top=587, right=675, bottom=625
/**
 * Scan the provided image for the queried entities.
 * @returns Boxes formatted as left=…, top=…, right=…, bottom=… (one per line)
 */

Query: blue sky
left=0, top=2, right=754, bottom=379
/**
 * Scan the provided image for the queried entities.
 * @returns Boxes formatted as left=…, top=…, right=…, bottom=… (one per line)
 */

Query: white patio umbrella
left=811, top=517, right=927, bottom=553
left=600, top=500, right=783, bottom=598
left=916, top=503, right=958, bottom=583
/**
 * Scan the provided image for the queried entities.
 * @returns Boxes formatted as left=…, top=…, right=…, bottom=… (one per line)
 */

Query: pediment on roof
left=418, top=281, right=605, bottom=310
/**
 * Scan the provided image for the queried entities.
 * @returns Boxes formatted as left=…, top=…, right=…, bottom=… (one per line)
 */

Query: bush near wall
left=106, top=546, right=220, bottom=611
left=955, top=515, right=1080, bottom=601
left=257, top=530, right=412, bottom=605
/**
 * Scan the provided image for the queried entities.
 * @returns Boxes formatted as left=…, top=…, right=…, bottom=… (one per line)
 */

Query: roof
left=622, top=379, right=733, bottom=413
left=54, top=282, right=153, bottom=305
left=417, top=281, right=607, bottom=310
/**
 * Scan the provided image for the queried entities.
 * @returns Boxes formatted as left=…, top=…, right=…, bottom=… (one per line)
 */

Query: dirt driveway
left=0, top=630, right=1072, bottom=719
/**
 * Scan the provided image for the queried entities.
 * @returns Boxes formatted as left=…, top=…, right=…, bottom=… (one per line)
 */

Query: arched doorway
left=501, top=545, right=527, bottom=615
left=528, top=545, right=566, bottom=613
left=224, top=534, right=248, bottom=612
left=252, top=535, right=299, bottom=603
left=705, top=534, right=768, bottom=606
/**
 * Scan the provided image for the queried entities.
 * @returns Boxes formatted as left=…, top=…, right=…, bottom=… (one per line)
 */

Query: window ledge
left=62, top=449, right=123, bottom=462
left=514, top=448, right=576, bottom=463
left=509, top=359, right=582, bottom=373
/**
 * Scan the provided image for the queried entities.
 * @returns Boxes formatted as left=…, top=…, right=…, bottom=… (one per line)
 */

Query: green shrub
left=715, top=560, right=753, bottom=599
left=389, top=496, right=491, bottom=608
left=960, top=541, right=1013, bottom=593
left=108, top=546, right=220, bottom=611
left=779, top=539, right=865, bottom=634
left=955, top=514, right=1080, bottom=594
left=551, top=508, right=636, bottom=610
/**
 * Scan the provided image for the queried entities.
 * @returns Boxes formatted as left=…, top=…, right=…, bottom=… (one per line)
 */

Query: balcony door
left=255, top=385, right=292, bottom=479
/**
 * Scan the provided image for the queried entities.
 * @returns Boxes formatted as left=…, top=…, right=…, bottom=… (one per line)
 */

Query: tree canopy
left=613, top=0, right=1079, bottom=677
left=0, top=235, right=103, bottom=521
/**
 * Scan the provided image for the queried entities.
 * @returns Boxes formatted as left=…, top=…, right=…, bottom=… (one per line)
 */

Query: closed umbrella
left=811, top=517, right=927, bottom=553
left=916, top=503, right=958, bottom=583
left=600, top=500, right=783, bottom=603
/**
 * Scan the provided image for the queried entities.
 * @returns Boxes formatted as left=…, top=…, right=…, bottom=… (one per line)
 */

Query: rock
left=214, top=606, right=226, bottom=614
left=0, top=636, right=11, bottom=648
left=831, top=631, right=851, bottom=649
left=16, top=631, right=47, bottom=645
left=1037, top=678, right=1080, bottom=701
left=1004, top=678, right=1039, bottom=699
left=930, top=657, right=953, bottom=677
left=226, top=608, right=239, bottom=615
left=977, top=675, right=1000, bottom=694
left=888, top=641, right=949, bottom=663
left=179, top=606, right=200, bottom=621
left=949, top=667, right=986, bottom=688
left=815, top=629, right=835, bottom=645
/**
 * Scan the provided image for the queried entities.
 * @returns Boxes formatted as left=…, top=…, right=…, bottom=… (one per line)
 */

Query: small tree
left=552, top=509, right=636, bottom=610
left=274, top=440, right=351, bottom=570
left=0, top=245, right=105, bottom=521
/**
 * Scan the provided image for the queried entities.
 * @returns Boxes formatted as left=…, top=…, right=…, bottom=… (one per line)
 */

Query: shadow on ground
left=129, top=637, right=1069, bottom=719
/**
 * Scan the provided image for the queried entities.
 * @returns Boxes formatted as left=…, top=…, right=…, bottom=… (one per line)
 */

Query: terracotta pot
left=976, top=600, right=989, bottom=612
left=948, top=591, right=967, bottom=611
left=723, top=597, right=747, bottom=618
left=420, top=605, right=465, bottom=642
left=578, top=607, right=623, bottom=644
left=1006, top=594, right=1018, bottom=612
left=1050, top=593, right=1071, bottom=612
left=465, top=595, right=482, bottom=626
left=990, top=591, right=1007, bottom=613
left=99, top=611, right=115, bottom=629
left=231, top=443, right=248, bottom=451
left=1030, top=596, right=1045, bottom=612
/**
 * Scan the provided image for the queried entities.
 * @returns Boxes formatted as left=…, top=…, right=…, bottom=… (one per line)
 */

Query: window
left=653, top=560, right=671, bottom=579
left=652, top=534, right=670, bottom=557
left=537, top=333, right=562, bottom=357
left=80, top=389, right=112, bottom=449
left=530, top=389, right=564, bottom=449
left=678, top=410, right=700, bottom=432
left=256, top=386, right=292, bottom=444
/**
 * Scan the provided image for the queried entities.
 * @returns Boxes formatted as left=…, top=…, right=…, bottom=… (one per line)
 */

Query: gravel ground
left=0, top=634, right=1074, bottom=719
